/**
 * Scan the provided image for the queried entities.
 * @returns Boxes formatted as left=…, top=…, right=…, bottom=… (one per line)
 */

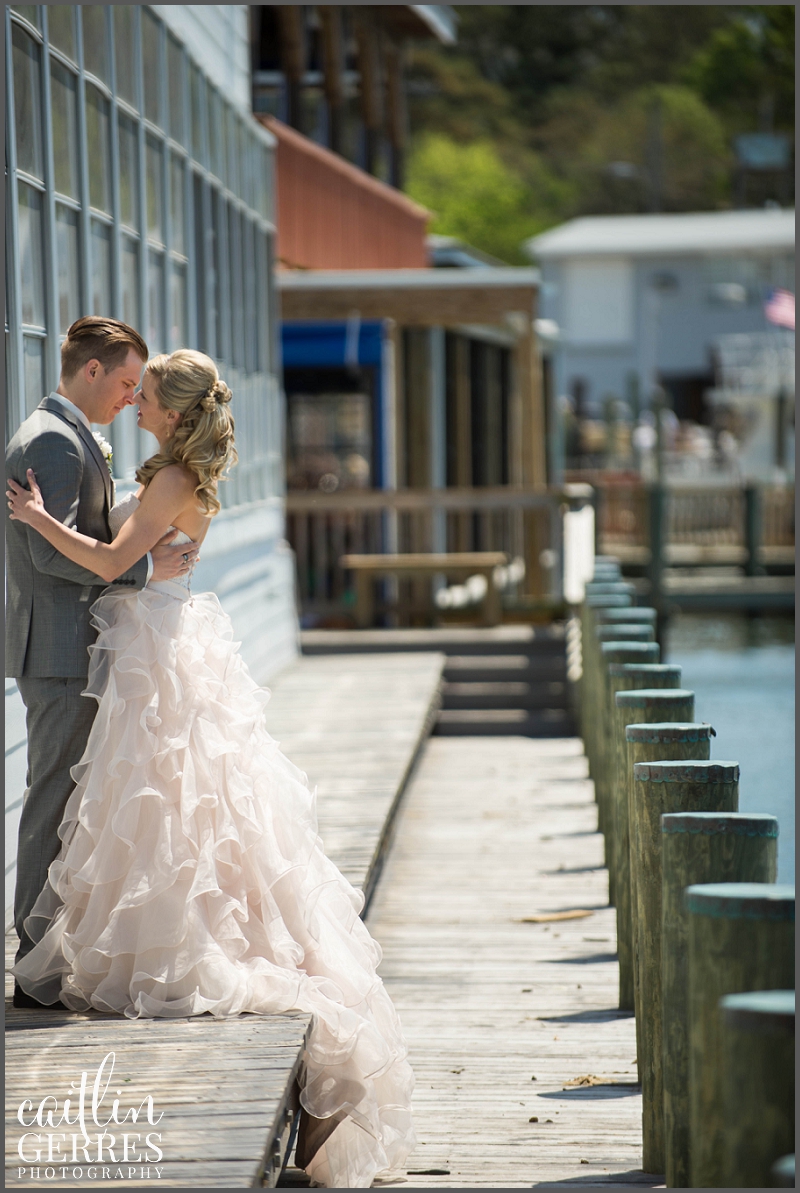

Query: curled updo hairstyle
left=135, top=350, right=237, bottom=515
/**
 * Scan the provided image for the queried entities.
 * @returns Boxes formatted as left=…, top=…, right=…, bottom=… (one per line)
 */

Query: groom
left=6, top=316, right=198, bottom=1006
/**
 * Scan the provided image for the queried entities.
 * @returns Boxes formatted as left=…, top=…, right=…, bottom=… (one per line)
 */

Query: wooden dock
left=365, top=737, right=658, bottom=1190
left=4, top=651, right=444, bottom=1190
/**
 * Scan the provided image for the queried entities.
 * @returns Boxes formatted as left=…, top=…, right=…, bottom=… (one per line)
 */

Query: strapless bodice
left=109, top=491, right=195, bottom=599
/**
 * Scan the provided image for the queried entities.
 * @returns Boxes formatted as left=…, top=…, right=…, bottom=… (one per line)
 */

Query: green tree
left=405, top=133, right=570, bottom=263
left=684, top=5, right=795, bottom=132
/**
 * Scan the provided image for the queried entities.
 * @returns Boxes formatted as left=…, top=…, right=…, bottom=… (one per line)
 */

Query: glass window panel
left=243, top=219, right=257, bottom=375
left=169, top=263, right=187, bottom=351
left=85, top=85, right=111, bottom=212
left=47, top=6, right=76, bottom=59
left=167, top=35, right=184, bottom=143
left=118, top=113, right=139, bottom=230
left=113, top=6, right=137, bottom=108
left=50, top=60, right=80, bottom=198
left=12, top=7, right=40, bottom=29
left=12, top=26, right=43, bottom=180
left=170, top=155, right=185, bottom=256
left=120, top=235, right=140, bottom=330
left=146, top=135, right=164, bottom=243
left=17, top=182, right=46, bottom=327
left=227, top=107, right=240, bottom=196
left=193, top=174, right=208, bottom=352
left=55, top=203, right=81, bottom=333
left=208, top=88, right=223, bottom=181
left=141, top=9, right=162, bottom=127
left=189, top=65, right=205, bottom=164
left=255, top=228, right=269, bottom=374
left=90, top=219, right=111, bottom=314
left=211, top=190, right=226, bottom=360
left=24, top=336, right=46, bottom=416
left=228, top=205, right=243, bottom=368
left=147, top=248, right=164, bottom=354
left=81, top=5, right=109, bottom=84
left=256, top=144, right=270, bottom=220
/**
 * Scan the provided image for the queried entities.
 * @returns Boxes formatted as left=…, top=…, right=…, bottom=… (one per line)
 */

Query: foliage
left=405, top=133, right=571, bottom=264
left=404, top=5, right=794, bottom=258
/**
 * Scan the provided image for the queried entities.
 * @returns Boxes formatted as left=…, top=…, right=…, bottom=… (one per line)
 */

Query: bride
left=8, top=349, right=415, bottom=1189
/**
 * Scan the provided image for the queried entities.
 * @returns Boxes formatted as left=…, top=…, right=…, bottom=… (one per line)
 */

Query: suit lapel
left=40, top=396, right=113, bottom=509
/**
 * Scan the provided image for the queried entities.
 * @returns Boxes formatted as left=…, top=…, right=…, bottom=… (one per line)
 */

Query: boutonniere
left=92, top=431, right=114, bottom=476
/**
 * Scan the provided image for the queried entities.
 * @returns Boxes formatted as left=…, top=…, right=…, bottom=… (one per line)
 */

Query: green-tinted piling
left=661, top=813, right=779, bottom=1187
left=720, top=990, right=794, bottom=1189
left=618, top=699, right=696, bottom=1027
left=633, top=756, right=736, bottom=1174
left=771, top=1155, right=796, bottom=1187
left=686, top=883, right=795, bottom=1188
left=624, top=723, right=711, bottom=1089
left=595, top=643, right=661, bottom=884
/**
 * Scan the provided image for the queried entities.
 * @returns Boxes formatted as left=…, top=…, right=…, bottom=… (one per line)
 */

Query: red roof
left=259, top=116, right=431, bottom=271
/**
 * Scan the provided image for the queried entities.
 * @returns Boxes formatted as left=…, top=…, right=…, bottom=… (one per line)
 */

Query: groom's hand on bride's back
left=150, top=529, right=200, bottom=581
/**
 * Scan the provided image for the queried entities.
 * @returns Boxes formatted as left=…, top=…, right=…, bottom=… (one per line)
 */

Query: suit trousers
left=14, top=676, right=97, bottom=963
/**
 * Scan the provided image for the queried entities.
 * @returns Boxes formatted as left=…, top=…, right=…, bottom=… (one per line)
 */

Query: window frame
left=7, top=4, right=279, bottom=504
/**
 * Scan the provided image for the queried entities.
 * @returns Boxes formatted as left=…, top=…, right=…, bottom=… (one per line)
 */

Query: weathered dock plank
left=364, top=736, right=659, bottom=1189
left=5, top=652, right=444, bottom=1189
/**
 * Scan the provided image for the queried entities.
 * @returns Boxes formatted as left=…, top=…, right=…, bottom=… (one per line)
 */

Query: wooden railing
left=285, top=485, right=593, bottom=622
left=596, top=482, right=795, bottom=567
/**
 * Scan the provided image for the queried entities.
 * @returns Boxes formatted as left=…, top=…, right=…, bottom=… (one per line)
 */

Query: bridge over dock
left=6, top=636, right=657, bottom=1189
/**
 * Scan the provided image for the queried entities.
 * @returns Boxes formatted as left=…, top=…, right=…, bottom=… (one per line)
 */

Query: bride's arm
left=7, top=465, right=199, bottom=583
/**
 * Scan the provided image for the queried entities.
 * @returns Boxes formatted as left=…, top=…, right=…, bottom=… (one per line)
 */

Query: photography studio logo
left=15, top=1052, right=164, bottom=1182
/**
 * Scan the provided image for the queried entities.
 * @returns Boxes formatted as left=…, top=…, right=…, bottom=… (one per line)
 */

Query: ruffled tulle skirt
left=13, top=585, right=415, bottom=1188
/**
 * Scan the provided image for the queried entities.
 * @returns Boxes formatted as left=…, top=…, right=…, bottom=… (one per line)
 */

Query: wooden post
left=624, top=724, right=712, bottom=1090
left=595, top=643, right=661, bottom=888
left=607, top=673, right=682, bottom=1012
left=721, top=987, right=794, bottom=1188
left=633, top=747, right=734, bottom=1174
left=596, top=624, right=655, bottom=645
left=661, top=813, right=779, bottom=1188
left=579, top=590, right=634, bottom=779
left=744, top=484, right=762, bottom=577
left=647, top=483, right=665, bottom=639
left=596, top=606, right=657, bottom=628
left=686, top=882, right=795, bottom=1189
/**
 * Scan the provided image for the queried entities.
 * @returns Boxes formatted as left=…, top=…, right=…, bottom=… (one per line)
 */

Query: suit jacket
left=5, top=394, right=148, bottom=678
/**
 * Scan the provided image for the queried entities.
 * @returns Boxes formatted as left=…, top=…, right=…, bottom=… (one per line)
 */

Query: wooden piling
left=623, top=724, right=712, bottom=1092
left=615, top=696, right=696, bottom=1021
left=580, top=589, right=634, bottom=777
left=661, top=813, right=779, bottom=1187
left=633, top=755, right=736, bottom=1174
left=595, top=643, right=661, bottom=885
left=606, top=676, right=682, bottom=1012
left=686, top=882, right=795, bottom=1188
left=596, top=624, right=655, bottom=645
left=720, top=989, right=794, bottom=1189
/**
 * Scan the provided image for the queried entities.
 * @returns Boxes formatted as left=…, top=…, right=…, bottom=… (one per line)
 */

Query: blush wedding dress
left=13, top=492, right=415, bottom=1188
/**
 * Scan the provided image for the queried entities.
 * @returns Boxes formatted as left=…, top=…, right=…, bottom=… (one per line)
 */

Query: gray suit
left=6, top=394, right=148, bottom=962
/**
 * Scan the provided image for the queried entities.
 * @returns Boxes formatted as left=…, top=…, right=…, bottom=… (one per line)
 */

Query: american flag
left=764, top=288, right=795, bottom=330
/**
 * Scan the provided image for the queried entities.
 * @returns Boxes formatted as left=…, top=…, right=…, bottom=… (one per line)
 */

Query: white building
left=5, top=5, right=298, bottom=925
left=525, top=209, right=795, bottom=474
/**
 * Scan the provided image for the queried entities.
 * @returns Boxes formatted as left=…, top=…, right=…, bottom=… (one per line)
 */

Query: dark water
left=664, top=615, right=795, bottom=883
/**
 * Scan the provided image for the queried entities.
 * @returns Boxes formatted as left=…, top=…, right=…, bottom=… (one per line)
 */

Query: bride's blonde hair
left=135, top=350, right=237, bottom=515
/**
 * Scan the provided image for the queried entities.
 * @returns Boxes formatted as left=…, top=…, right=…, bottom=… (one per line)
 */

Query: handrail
left=285, top=484, right=593, bottom=513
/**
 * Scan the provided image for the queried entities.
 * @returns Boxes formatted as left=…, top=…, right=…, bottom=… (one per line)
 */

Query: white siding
left=564, top=257, right=634, bottom=345
left=152, top=5, right=251, bottom=114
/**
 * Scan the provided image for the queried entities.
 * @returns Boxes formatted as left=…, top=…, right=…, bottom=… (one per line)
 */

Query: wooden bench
left=340, top=552, right=509, bottom=628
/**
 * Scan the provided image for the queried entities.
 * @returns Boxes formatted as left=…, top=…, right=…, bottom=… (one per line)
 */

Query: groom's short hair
left=61, top=316, right=149, bottom=381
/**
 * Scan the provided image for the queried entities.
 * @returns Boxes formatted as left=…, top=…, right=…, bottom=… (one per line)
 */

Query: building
left=526, top=209, right=795, bottom=476
left=250, top=5, right=456, bottom=187
left=5, top=4, right=295, bottom=924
